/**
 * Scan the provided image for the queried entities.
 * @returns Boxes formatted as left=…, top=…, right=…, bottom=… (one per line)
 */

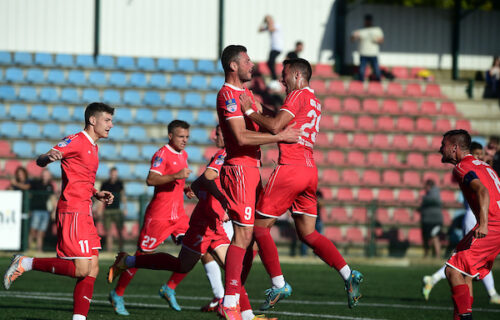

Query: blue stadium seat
left=144, top=91, right=162, bottom=106
left=51, top=105, right=72, bottom=122
left=99, top=144, right=118, bottom=160
left=170, top=74, right=188, bottom=89
left=41, top=123, right=61, bottom=139
left=185, top=146, right=203, bottom=163
left=0, top=104, right=7, bottom=119
left=0, top=122, right=19, bottom=137
left=96, top=55, right=115, bottom=69
left=12, top=141, right=33, bottom=158
left=19, top=86, right=37, bottom=102
left=190, top=75, right=208, bottom=90
left=47, top=70, right=66, bottom=85
left=176, top=110, right=195, bottom=124
left=133, top=163, right=150, bottom=179
left=47, top=162, right=61, bottom=178
left=125, top=182, right=145, bottom=197
left=34, top=53, right=53, bottom=66
left=9, top=104, right=29, bottom=120
left=26, top=69, right=45, bottom=84
left=129, top=72, right=148, bottom=88
left=185, top=92, right=203, bottom=108
left=5, top=68, right=24, bottom=83
left=40, top=87, right=59, bottom=103
left=119, top=144, right=141, bottom=161
left=0, top=86, right=17, bottom=100
left=157, top=58, right=175, bottom=72
left=96, top=162, right=110, bottom=179
left=141, top=144, right=158, bottom=160
left=14, top=52, right=33, bottom=66
left=116, top=57, right=136, bottom=70
left=177, top=59, right=195, bottom=73
left=125, top=201, right=139, bottom=219
left=61, top=88, right=80, bottom=103
left=137, top=57, right=155, bottom=71
left=123, top=90, right=141, bottom=105
left=30, top=105, right=50, bottom=121
left=68, top=70, right=87, bottom=86
left=114, top=108, right=134, bottom=124
left=21, top=122, right=41, bottom=139
left=128, top=126, right=148, bottom=142
left=89, top=71, right=108, bottom=86
left=82, top=89, right=100, bottom=103
left=216, top=61, right=224, bottom=73
left=102, top=90, right=121, bottom=105
left=35, top=141, right=53, bottom=155
left=135, top=109, right=154, bottom=124
left=204, top=93, right=217, bottom=107
left=190, top=128, right=211, bottom=144
left=196, top=110, right=217, bottom=126
left=71, top=106, right=85, bottom=121
left=114, top=162, right=133, bottom=178
left=55, top=54, right=73, bottom=67
left=75, top=55, right=95, bottom=68
left=149, top=74, right=168, bottom=89
left=155, top=110, right=174, bottom=124
left=0, top=51, right=12, bottom=65
left=64, top=123, right=83, bottom=137
left=209, top=76, right=224, bottom=90
left=164, top=92, right=182, bottom=107
left=108, top=125, right=125, bottom=141
left=108, top=72, right=126, bottom=87
left=197, top=60, right=215, bottom=73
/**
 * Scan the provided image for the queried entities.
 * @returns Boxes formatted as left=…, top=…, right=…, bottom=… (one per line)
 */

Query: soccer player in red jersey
left=107, top=120, right=194, bottom=315
left=3, top=103, right=115, bottom=320
left=240, top=58, right=363, bottom=310
left=216, top=45, right=300, bottom=320
left=440, top=129, right=500, bottom=320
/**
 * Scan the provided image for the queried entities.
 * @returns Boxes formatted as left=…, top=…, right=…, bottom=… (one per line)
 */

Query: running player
left=216, top=45, right=300, bottom=320
left=239, top=58, right=363, bottom=310
left=422, top=141, right=500, bottom=304
left=108, top=120, right=194, bottom=315
left=439, top=130, right=500, bottom=319
left=4, top=103, right=115, bottom=320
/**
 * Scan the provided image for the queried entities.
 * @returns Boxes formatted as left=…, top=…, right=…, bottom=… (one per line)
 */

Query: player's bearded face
left=440, top=139, right=455, bottom=163
left=169, top=128, right=189, bottom=152
left=281, top=65, right=295, bottom=94
left=237, top=52, right=253, bottom=82
left=94, top=112, right=113, bottom=139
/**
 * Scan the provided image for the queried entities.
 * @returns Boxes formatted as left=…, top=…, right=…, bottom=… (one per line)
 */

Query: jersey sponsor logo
left=215, top=153, right=225, bottom=165
left=225, top=98, right=237, bottom=113
left=153, top=156, right=163, bottom=167
left=57, top=137, right=72, bottom=148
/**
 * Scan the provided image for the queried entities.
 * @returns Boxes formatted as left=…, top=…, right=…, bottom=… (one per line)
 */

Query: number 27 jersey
left=279, top=87, right=321, bottom=166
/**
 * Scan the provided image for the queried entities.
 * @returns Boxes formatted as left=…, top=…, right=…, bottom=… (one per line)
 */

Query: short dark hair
left=109, top=167, right=117, bottom=172
left=84, top=102, right=114, bottom=127
left=364, top=14, right=373, bottom=22
left=471, top=141, right=483, bottom=152
left=296, top=41, right=303, bottom=47
left=221, top=45, right=247, bottom=73
left=443, top=129, right=471, bottom=151
left=283, top=58, right=312, bottom=82
left=168, top=119, right=190, bottom=134
left=425, top=179, right=435, bottom=187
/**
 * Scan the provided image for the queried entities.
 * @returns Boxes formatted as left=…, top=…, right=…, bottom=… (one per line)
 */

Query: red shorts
left=56, top=211, right=101, bottom=259
left=220, top=165, right=262, bottom=227
left=447, top=226, right=500, bottom=279
left=257, top=165, right=318, bottom=218
left=138, top=214, right=189, bottom=252
left=182, top=222, right=230, bottom=255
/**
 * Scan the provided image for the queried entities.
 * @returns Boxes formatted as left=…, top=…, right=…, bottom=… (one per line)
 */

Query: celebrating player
left=4, top=103, right=115, bottom=320
left=439, top=130, right=500, bottom=319
left=239, top=58, right=363, bottom=310
left=108, top=120, right=194, bottom=315
left=216, top=45, right=300, bottom=319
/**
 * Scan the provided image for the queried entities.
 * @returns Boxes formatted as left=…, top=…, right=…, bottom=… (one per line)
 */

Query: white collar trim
left=81, top=131, right=96, bottom=145
left=166, top=144, right=182, bottom=155
left=224, top=82, right=245, bottom=91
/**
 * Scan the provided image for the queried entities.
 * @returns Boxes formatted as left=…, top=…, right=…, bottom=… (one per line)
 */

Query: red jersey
left=279, top=87, right=321, bottom=167
left=453, top=155, right=500, bottom=227
left=52, top=131, right=99, bottom=213
left=217, top=83, right=261, bottom=167
left=145, top=144, right=189, bottom=220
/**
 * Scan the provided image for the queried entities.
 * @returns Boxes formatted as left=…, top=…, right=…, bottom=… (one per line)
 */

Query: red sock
left=167, top=272, right=188, bottom=290
left=241, top=248, right=257, bottom=285
left=73, top=276, right=96, bottom=317
left=452, top=284, right=471, bottom=315
left=239, top=285, right=251, bottom=312
left=224, top=245, right=246, bottom=296
left=254, top=226, right=282, bottom=278
left=115, top=268, right=137, bottom=296
left=32, top=257, right=76, bottom=277
left=302, top=231, right=346, bottom=271
left=135, top=253, right=181, bottom=271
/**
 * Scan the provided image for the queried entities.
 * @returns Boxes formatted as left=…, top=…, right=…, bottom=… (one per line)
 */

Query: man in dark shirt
left=286, top=41, right=304, bottom=60
left=100, top=167, right=127, bottom=252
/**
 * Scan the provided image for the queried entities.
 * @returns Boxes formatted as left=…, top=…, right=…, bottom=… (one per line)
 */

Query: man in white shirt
left=351, top=14, right=384, bottom=81
left=259, top=15, right=284, bottom=82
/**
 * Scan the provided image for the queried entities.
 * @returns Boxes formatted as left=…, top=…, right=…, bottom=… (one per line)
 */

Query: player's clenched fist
left=95, top=190, right=114, bottom=205
left=175, top=167, right=192, bottom=180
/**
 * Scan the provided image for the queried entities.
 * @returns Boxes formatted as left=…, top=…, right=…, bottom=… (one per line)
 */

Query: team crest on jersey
left=214, top=153, right=225, bottom=165
left=57, top=137, right=72, bottom=148
left=153, top=156, right=163, bottom=167
left=225, top=98, right=237, bottom=113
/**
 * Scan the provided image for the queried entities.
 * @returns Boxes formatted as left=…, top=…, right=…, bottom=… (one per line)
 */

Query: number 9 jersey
left=278, top=87, right=321, bottom=167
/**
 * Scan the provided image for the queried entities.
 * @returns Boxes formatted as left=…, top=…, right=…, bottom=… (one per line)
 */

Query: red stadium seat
left=345, top=227, right=365, bottom=244
left=391, top=66, right=409, bottom=79
left=406, top=153, right=426, bottom=168
left=314, top=64, right=337, bottom=78
left=328, top=207, right=349, bottom=223
left=357, top=116, right=375, bottom=131
left=392, top=134, right=410, bottom=150
left=376, top=208, right=391, bottom=224
left=381, top=99, right=399, bottom=114
left=0, top=140, right=14, bottom=157
left=442, top=171, right=454, bottom=185
left=372, top=134, right=390, bottom=149
left=347, top=81, right=365, bottom=96
left=315, top=133, right=330, bottom=147
left=402, top=170, right=422, bottom=187
left=313, top=150, right=326, bottom=165
left=393, top=208, right=413, bottom=224
left=321, top=115, right=336, bottom=129
left=441, top=190, right=457, bottom=204
left=361, top=170, right=381, bottom=186
left=387, top=152, right=403, bottom=168
left=203, top=146, right=218, bottom=161
left=420, top=101, right=438, bottom=115
left=426, top=153, right=447, bottom=169
left=423, top=171, right=441, bottom=185
left=362, top=99, right=380, bottom=114
left=322, top=169, right=340, bottom=184
left=430, top=135, right=443, bottom=150
left=258, top=62, right=270, bottom=75
left=440, top=102, right=457, bottom=115
left=337, top=188, right=354, bottom=201
left=343, top=98, right=361, bottom=113
left=4, top=159, right=23, bottom=176
left=410, top=135, right=430, bottom=151
left=341, top=169, right=360, bottom=185
left=324, top=97, right=341, bottom=112
left=410, top=67, right=424, bottom=78
left=332, top=133, right=350, bottom=148
left=396, top=117, right=415, bottom=132
left=455, top=119, right=472, bottom=132
left=347, top=150, right=366, bottom=167
left=382, top=170, right=401, bottom=186
left=319, top=187, right=334, bottom=200
left=310, top=79, right=328, bottom=95
left=424, top=84, right=442, bottom=98
left=405, top=83, right=423, bottom=97
left=377, top=116, right=394, bottom=131
left=401, top=100, right=419, bottom=115
left=357, top=188, right=374, bottom=202
left=324, top=226, right=345, bottom=243
left=328, top=80, right=345, bottom=95
left=327, top=150, right=345, bottom=166
left=352, top=133, right=370, bottom=149
left=0, top=179, right=10, bottom=190
left=416, top=118, right=434, bottom=133
left=367, top=82, right=384, bottom=96
left=435, top=119, right=452, bottom=133
left=351, top=207, right=367, bottom=223
left=386, top=82, right=404, bottom=97
left=398, top=189, right=416, bottom=203
left=408, top=228, right=423, bottom=245
left=378, top=189, right=395, bottom=203
left=26, top=160, right=43, bottom=177
left=367, top=151, right=386, bottom=167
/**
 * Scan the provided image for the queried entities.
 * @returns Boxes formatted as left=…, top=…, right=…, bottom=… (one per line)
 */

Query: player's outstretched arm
left=228, top=117, right=300, bottom=147
left=36, top=149, right=63, bottom=167
left=191, top=168, right=228, bottom=209
left=469, top=178, right=490, bottom=238
left=146, top=168, right=192, bottom=186
left=240, top=93, right=293, bottom=135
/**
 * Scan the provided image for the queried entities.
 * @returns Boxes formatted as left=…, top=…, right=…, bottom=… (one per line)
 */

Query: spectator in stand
left=9, top=166, right=30, bottom=191
left=483, top=56, right=500, bottom=99
left=259, top=15, right=284, bottom=87
left=286, top=41, right=304, bottom=60
left=351, top=14, right=384, bottom=81
left=248, top=68, right=283, bottom=110
left=98, top=167, right=127, bottom=252
left=28, top=169, right=57, bottom=252
left=417, top=179, right=443, bottom=258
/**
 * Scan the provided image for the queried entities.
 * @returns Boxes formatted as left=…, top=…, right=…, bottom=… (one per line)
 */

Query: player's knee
left=74, top=266, right=91, bottom=278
